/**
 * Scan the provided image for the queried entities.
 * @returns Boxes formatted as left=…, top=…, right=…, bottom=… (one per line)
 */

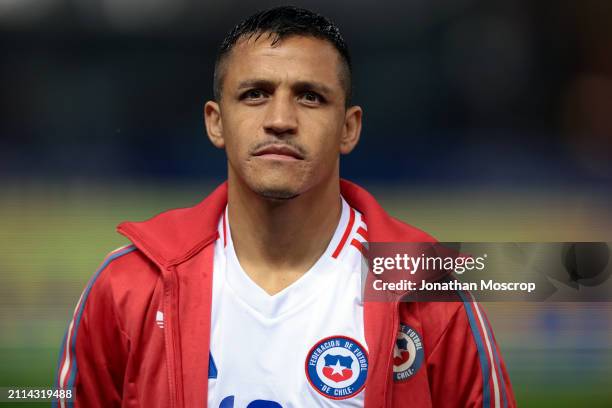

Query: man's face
left=206, top=34, right=360, bottom=200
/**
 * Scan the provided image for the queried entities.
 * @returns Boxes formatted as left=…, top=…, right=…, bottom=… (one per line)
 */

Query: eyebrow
left=236, top=79, right=334, bottom=96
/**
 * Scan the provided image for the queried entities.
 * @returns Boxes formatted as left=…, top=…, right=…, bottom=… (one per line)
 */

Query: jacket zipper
left=163, top=265, right=180, bottom=408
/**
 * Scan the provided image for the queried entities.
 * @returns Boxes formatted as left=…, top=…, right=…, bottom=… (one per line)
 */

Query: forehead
left=222, top=34, right=344, bottom=89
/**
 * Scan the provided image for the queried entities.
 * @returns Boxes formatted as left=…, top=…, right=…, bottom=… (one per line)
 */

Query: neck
left=227, top=172, right=342, bottom=294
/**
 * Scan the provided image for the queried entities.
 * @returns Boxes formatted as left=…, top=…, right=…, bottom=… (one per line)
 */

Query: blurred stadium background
left=1, top=0, right=612, bottom=406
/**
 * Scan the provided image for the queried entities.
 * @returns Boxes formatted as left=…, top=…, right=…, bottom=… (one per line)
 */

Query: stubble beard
left=254, top=186, right=300, bottom=201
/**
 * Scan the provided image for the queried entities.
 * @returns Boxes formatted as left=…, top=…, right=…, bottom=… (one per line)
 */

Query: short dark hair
left=213, top=5, right=352, bottom=107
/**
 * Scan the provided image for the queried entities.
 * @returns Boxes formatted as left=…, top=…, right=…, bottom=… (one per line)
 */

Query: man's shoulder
left=415, top=299, right=466, bottom=329
left=92, top=244, right=160, bottom=301
left=100, top=244, right=156, bottom=273
left=399, top=297, right=469, bottom=352
left=79, top=245, right=162, bottom=336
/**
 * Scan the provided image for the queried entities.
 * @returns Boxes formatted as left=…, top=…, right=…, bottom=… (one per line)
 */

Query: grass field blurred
left=1, top=180, right=611, bottom=407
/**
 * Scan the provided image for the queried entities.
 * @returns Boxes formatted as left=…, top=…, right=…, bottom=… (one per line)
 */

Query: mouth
left=252, top=144, right=305, bottom=161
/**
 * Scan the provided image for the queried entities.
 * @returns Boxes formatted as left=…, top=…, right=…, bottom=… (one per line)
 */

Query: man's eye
left=300, top=92, right=323, bottom=103
left=243, top=89, right=266, bottom=100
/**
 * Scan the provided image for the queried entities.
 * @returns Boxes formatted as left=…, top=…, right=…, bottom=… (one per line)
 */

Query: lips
left=252, top=144, right=304, bottom=160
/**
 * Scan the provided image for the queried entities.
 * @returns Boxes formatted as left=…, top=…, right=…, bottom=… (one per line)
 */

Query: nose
left=262, top=92, right=298, bottom=137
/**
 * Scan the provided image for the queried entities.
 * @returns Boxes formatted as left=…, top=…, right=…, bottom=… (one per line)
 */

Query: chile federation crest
left=393, top=323, right=424, bottom=381
left=305, top=336, right=368, bottom=400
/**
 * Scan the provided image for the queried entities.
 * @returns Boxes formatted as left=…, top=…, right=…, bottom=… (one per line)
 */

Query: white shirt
left=208, top=197, right=369, bottom=408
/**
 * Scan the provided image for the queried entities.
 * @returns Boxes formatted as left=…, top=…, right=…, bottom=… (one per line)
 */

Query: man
left=54, top=6, right=515, bottom=408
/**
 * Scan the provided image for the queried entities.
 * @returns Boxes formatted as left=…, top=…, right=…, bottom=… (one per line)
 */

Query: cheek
left=304, top=134, right=341, bottom=178
left=222, top=115, right=252, bottom=159
left=310, top=119, right=343, bottom=158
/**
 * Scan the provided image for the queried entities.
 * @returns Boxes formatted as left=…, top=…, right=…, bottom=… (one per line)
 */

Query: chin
left=238, top=164, right=312, bottom=200
left=254, top=183, right=301, bottom=200
left=258, top=189, right=300, bottom=200
left=250, top=178, right=303, bottom=201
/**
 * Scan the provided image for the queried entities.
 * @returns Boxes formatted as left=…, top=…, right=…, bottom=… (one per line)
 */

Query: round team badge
left=305, top=335, right=368, bottom=400
left=393, top=323, right=424, bottom=382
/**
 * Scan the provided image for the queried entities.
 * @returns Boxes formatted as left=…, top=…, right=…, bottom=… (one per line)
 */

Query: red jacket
left=54, top=180, right=515, bottom=408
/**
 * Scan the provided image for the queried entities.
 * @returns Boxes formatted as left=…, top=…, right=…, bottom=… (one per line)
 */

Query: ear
left=340, top=105, right=362, bottom=155
left=204, top=100, right=225, bottom=149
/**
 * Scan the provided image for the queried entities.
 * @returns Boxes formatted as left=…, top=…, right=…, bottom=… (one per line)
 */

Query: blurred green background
left=1, top=182, right=611, bottom=407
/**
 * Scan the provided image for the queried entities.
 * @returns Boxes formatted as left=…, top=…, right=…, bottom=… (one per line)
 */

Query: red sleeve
left=426, top=295, right=516, bottom=408
left=53, top=246, right=134, bottom=408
